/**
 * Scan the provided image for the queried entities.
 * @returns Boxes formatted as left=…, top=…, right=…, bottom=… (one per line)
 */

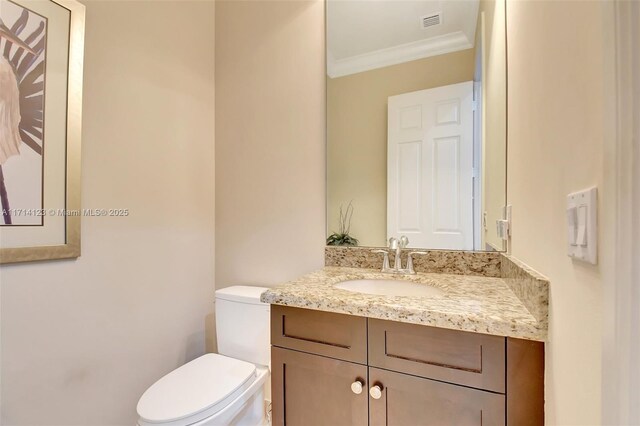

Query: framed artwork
left=0, top=0, right=84, bottom=264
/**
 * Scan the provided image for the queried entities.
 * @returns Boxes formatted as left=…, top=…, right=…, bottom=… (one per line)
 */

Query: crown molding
left=327, top=31, right=474, bottom=78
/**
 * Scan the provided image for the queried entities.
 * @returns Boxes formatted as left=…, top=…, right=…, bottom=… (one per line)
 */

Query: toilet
left=137, top=286, right=270, bottom=426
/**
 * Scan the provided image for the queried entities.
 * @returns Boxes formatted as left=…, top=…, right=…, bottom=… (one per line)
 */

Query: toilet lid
left=137, top=353, right=256, bottom=424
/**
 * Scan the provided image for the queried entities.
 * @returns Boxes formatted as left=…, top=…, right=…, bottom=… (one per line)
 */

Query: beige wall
left=479, top=0, right=507, bottom=250
left=327, top=50, right=475, bottom=247
left=215, top=0, right=325, bottom=289
left=0, top=1, right=215, bottom=424
left=507, top=1, right=609, bottom=424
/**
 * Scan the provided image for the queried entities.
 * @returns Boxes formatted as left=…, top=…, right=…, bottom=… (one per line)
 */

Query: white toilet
left=137, top=286, right=270, bottom=426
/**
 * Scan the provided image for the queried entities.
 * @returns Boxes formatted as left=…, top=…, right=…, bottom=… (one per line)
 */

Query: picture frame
left=0, top=0, right=85, bottom=264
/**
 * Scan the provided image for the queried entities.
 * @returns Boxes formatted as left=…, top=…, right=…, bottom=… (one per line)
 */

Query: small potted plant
left=326, top=202, right=359, bottom=246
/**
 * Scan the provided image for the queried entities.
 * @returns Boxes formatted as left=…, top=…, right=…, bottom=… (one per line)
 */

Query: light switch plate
left=567, top=187, right=597, bottom=264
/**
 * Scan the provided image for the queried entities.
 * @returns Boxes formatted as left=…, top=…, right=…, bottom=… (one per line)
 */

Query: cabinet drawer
left=369, top=367, right=505, bottom=426
left=271, top=305, right=367, bottom=364
left=368, top=319, right=506, bottom=393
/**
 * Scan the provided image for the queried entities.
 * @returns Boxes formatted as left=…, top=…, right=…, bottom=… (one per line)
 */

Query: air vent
left=421, top=12, right=442, bottom=29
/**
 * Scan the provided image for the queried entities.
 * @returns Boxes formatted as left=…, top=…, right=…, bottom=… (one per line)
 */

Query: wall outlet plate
left=496, top=205, right=512, bottom=241
left=567, top=187, right=597, bottom=264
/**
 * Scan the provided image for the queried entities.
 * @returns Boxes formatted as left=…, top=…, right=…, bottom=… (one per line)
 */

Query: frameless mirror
left=326, top=0, right=507, bottom=251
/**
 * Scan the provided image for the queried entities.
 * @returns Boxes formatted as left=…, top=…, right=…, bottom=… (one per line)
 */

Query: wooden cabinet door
left=272, top=347, right=369, bottom=426
left=369, top=367, right=505, bottom=426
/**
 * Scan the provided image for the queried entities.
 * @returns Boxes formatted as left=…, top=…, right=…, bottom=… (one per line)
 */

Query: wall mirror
left=326, top=0, right=507, bottom=251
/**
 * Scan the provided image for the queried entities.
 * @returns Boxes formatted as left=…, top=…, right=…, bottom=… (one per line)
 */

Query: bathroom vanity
left=276, top=0, right=548, bottom=421
left=269, top=305, right=542, bottom=426
left=262, top=250, right=548, bottom=426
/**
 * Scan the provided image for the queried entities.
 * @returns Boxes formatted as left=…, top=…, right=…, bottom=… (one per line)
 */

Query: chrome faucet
left=371, top=236, right=428, bottom=274
left=389, top=236, right=405, bottom=270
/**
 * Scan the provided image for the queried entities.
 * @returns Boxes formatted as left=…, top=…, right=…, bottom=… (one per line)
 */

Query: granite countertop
left=260, top=267, right=547, bottom=342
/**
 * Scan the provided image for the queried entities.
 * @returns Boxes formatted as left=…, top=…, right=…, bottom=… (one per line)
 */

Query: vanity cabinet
left=271, top=305, right=544, bottom=426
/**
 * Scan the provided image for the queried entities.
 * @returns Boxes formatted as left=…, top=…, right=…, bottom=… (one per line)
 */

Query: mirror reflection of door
left=387, top=82, right=474, bottom=250
left=326, top=0, right=507, bottom=251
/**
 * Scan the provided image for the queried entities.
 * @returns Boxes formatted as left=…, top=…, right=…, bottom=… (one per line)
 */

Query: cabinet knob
left=369, top=384, right=383, bottom=399
left=351, top=380, right=364, bottom=394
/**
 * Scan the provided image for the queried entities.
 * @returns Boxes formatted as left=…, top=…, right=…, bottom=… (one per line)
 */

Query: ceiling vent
left=421, top=13, right=442, bottom=29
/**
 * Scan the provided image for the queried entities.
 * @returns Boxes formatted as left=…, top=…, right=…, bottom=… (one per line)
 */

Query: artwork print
left=0, top=0, right=47, bottom=226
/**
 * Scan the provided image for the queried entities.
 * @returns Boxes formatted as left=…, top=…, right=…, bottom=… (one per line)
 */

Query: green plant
left=326, top=202, right=359, bottom=246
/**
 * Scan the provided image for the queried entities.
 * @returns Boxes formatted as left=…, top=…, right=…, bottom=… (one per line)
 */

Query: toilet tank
left=215, top=286, right=270, bottom=366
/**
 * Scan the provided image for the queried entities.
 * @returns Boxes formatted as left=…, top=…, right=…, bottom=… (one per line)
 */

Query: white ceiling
left=327, top=0, right=480, bottom=77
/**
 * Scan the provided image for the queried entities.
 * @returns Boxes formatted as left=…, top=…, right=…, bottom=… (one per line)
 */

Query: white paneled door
left=387, top=81, right=474, bottom=250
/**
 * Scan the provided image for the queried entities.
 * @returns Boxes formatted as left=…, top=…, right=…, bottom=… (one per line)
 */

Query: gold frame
left=0, top=0, right=85, bottom=264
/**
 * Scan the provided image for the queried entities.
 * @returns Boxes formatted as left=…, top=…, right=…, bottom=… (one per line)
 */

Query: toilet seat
left=137, top=353, right=257, bottom=426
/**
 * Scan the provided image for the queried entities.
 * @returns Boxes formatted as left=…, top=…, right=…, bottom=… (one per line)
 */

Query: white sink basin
left=335, top=279, right=443, bottom=298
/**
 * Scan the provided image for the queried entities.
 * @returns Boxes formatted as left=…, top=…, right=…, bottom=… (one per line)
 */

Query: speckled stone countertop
left=260, top=267, right=547, bottom=342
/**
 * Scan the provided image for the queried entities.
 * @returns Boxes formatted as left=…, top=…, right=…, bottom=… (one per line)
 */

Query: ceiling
left=327, top=0, right=480, bottom=77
